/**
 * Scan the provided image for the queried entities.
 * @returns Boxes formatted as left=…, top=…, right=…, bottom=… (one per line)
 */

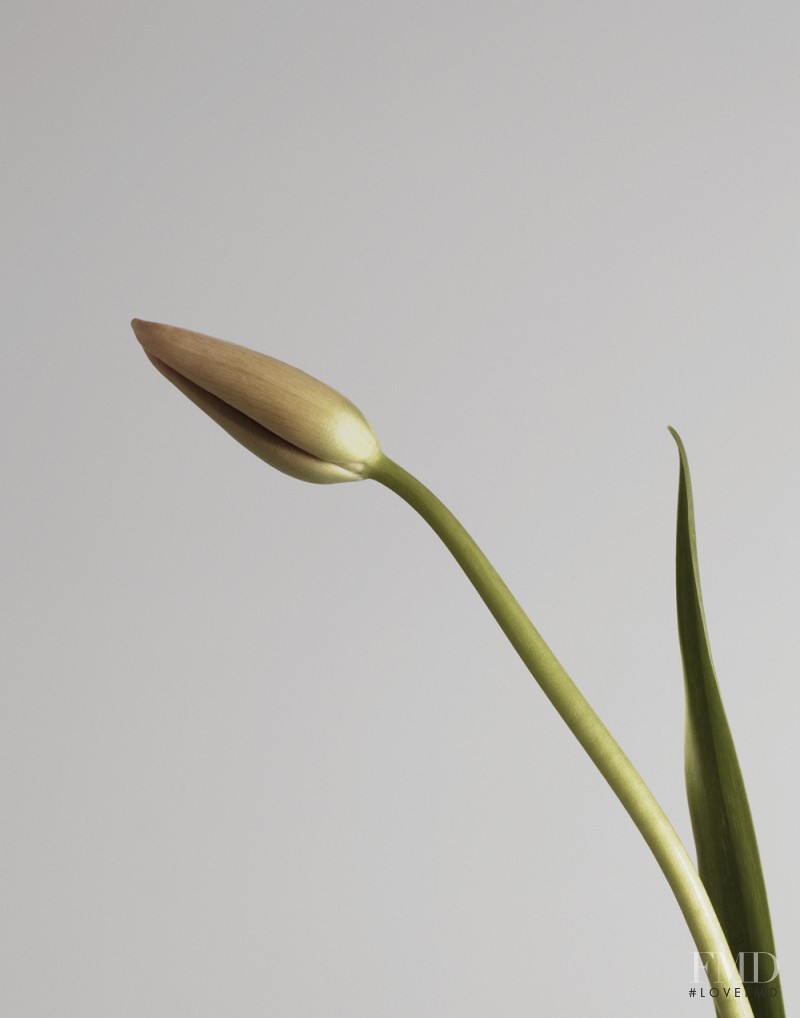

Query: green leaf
left=671, top=428, right=784, bottom=1018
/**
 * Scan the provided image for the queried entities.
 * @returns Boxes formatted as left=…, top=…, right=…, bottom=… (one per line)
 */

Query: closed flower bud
left=131, top=319, right=381, bottom=483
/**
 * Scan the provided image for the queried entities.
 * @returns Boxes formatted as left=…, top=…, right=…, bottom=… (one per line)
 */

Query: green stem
left=369, top=454, right=753, bottom=1018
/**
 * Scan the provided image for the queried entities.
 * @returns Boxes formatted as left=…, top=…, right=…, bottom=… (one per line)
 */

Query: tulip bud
left=131, top=319, right=382, bottom=483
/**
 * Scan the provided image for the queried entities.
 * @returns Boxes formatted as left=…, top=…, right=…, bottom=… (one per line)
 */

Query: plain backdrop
left=2, top=3, right=798, bottom=1016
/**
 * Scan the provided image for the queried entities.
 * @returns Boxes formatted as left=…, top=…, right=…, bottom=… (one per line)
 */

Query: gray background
left=2, top=2, right=798, bottom=1015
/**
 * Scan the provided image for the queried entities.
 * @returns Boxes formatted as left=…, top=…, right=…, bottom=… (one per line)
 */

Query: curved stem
left=368, top=454, right=752, bottom=1018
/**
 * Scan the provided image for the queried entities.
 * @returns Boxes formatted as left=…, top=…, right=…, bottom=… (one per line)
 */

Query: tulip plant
left=133, top=319, right=783, bottom=1018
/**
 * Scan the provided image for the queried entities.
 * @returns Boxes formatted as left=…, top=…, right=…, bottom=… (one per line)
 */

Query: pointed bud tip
left=131, top=318, right=172, bottom=353
left=130, top=318, right=156, bottom=351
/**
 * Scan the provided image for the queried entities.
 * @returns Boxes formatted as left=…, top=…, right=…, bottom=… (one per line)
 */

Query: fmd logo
left=692, top=951, right=780, bottom=984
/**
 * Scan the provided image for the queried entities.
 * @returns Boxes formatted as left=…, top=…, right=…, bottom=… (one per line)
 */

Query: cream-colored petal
left=132, top=320, right=380, bottom=469
left=146, top=355, right=361, bottom=483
